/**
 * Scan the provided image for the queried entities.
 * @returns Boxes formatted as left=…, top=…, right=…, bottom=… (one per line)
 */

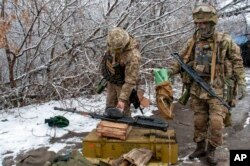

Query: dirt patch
left=2, top=132, right=89, bottom=166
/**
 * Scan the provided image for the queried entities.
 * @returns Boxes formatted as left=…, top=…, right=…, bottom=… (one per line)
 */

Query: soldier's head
left=192, top=4, right=218, bottom=38
left=107, top=27, right=130, bottom=53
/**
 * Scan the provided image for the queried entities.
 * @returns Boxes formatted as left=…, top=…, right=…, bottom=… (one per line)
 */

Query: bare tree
left=0, top=0, right=249, bottom=109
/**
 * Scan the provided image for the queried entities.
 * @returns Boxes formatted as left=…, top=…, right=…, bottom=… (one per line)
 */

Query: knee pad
left=210, top=114, right=223, bottom=130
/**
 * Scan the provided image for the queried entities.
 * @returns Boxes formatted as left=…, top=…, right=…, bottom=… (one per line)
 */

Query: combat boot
left=189, top=140, right=206, bottom=159
left=207, top=143, right=218, bottom=165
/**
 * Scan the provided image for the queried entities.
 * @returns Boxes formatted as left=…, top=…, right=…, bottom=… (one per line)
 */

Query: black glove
left=103, top=107, right=123, bottom=119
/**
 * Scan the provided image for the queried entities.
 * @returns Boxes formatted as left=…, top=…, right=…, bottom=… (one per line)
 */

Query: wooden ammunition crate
left=83, top=128, right=178, bottom=164
left=96, top=120, right=132, bottom=140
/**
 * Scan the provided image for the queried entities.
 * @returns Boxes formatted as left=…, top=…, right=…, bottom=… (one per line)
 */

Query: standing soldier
left=101, top=27, right=141, bottom=117
left=168, top=4, right=246, bottom=165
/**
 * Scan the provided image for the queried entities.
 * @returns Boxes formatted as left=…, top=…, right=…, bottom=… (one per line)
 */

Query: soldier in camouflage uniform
left=168, top=4, right=246, bottom=165
left=102, top=27, right=141, bottom=116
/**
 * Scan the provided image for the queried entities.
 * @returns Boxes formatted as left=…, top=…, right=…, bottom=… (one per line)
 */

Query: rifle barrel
left=53, top=107, right=168, bottom=131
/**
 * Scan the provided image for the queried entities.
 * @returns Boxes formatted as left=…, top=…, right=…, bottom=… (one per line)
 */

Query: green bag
left=45, top=116, right=69, bottom=128
left=154, top=68, right=169, bottom=85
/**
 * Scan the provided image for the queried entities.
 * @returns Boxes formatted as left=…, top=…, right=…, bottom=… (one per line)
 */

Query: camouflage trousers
left=190, top=94, right=228, bottom=147
left=106, top=82, right=131, bottom=116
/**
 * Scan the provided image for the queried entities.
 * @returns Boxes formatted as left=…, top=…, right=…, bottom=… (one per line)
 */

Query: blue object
left=233, top=35, right=249, bottom=45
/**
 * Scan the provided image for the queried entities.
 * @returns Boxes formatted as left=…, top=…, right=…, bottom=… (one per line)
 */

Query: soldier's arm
left=226, top=38, right=246, bottom=85
left=169, top=38, right=194, bottom=76
left=119, top=49, right=141, bottom=102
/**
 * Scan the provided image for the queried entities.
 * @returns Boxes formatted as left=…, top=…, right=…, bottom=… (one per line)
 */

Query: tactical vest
left=101, top=52, right=125, bottom=85
left=183, top=32, right=238, bottom=104
left=183, top=32, right=226, bottom=84
left=193, top=38, right=214, bottom=77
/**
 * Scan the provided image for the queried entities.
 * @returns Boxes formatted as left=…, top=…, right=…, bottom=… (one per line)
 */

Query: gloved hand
left=238, top=84, right=247, bottom=100
left=104, top=107, right=123, bottom=119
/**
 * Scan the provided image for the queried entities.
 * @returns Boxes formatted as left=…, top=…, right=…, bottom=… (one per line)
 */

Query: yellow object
left=83, top=128, right=178, bottom=164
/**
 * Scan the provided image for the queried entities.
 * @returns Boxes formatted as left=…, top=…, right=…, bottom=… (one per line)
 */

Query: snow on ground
left=0, top=92, right=156, bottom=164
left=0, top=97, right=99, bottom=164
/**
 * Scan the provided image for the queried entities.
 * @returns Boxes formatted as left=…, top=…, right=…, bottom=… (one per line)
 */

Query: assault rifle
left=54, top=107, right=168, bottom=131
left=170, top=53, right=231, bottom=110
left=95, top=82, right=144, bottom=115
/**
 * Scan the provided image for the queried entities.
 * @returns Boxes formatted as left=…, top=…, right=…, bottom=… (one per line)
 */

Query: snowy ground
left=0, top=68, right=249, bottom=165
left=0, top=93, right=156, bottom=165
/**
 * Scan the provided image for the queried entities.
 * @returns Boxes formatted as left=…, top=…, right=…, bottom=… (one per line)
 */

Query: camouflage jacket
left=106, top=37, right=141, bottom=101
left=170, top=31, right=246, bottom=99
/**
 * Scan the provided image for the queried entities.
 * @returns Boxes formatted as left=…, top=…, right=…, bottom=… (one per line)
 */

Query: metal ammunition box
left=83, top=128, right=178, bottom=164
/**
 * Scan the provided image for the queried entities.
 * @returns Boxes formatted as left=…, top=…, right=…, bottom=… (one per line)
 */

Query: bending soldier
left=168, top=4, right=246, bottom=165
left=101, top=27, right=141, bottom=117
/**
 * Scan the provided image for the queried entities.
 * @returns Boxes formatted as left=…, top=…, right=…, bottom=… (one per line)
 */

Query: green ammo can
left=82, top=128, right=178, bottom=164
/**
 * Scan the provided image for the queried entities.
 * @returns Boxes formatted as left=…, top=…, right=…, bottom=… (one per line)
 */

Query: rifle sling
left=183, top=33, right=196, bottom=63
left=210, top=35, right=217, bottom=85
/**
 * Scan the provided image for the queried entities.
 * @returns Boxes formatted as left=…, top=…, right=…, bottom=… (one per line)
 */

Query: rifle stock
left=170, top=53, right=231, bottom=110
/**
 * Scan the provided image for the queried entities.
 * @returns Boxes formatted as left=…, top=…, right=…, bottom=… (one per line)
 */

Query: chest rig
left=193, top=39, right=215, bottom=77
left=186, top=32, right=224, bottom=85
left=101, top=51, right=126, bottom=85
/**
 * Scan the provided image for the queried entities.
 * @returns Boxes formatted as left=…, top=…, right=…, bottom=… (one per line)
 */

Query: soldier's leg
left=116, top=86, right=131, bottom=117
left=106, top=82, right=118, bottom=109
left=207, top=98, right=227, bottom=165
left=123, top=100, right=131, bottom=117
left=189, top=95, right=209, bottom=159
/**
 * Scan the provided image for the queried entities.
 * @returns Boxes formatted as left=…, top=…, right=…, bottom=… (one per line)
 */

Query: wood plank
left=96, top=121, right=133, bottom=140
left=99, top=121, right=128, bottom=129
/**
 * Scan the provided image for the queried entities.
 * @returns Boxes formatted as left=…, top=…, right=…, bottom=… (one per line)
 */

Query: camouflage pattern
left=170, top=32, right=246, bottom=99
left=169, top=9, right=246, bottom=147
left=190, top=95, right=227, bottom=147
left=192, top=4, right=218, bottom=24
left=105, top=29, right=141, bottom=116
left=107, top=27, right=130, bottom=50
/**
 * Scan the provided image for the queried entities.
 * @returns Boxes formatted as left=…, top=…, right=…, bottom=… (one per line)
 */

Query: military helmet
left=192, top=4, right=218, bottom=24
left=107, top=27, right=130, bottom=50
